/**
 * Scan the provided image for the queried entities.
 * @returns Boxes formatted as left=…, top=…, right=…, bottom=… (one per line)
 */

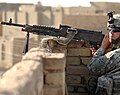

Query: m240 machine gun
left=1, top=19, right=105, bottom=53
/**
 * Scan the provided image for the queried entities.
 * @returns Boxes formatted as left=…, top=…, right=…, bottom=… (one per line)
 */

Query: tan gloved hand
left=100, top=35, right=111, bottom=52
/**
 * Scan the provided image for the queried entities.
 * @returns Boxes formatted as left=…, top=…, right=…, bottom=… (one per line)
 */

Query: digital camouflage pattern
left=88, top=47, right=120, bottom=95
left=107, top=14, right=120, bottom=32
left=87, top=12, right=120, bottom=95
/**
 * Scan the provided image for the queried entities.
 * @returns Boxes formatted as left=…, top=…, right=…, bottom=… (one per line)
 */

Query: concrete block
left=45, top=72, right=65, bottom=86
left=43, top=53, right=66, bottom=70
left=19, top=5, right=36, bottom=12
left=66, top=75, right=81, bottom=84
left=81, top=57, right=92, bottom=65
left=17, top=12, right=27, bottom=23
left=66, top=65, right=90, bottom=75
left=67, top=40, right=85, bottom=48
left=28, top=12, right=39, bottom=24
left=44, top=85, right=65, bottom=95
left=67, top=48, right=91, bottom=57
left=66, top=56, right=81, bottom=66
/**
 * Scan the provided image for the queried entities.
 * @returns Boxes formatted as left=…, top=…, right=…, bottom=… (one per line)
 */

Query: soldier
left=87, top=12, right=120, bottom=95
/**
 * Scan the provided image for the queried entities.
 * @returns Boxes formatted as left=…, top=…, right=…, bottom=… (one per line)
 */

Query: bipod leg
left=23, top=31, right=29, bottom=54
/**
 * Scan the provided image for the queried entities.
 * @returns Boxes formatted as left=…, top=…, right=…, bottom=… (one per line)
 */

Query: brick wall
left=50, top=39, right=95, bottom=95
left=43, top=53, right=66, bottom=95
left=66, top=40, right=93, bottom=95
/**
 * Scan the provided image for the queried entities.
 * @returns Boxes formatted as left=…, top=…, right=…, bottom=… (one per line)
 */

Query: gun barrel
left=1, top=21, right=25, bottom=27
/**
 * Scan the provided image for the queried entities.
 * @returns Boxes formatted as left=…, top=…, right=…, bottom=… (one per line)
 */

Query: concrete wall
left=12, top=37, right=40, bottom=64
left=90, top=2, right=120, bottom=13
left=0, top=43, right=2, bottom=61
left=52, top=7, right=63, bottom=27
left=0, top=36, right=40, bottom=68
left=17, top=12, right=28, bottom=24
left=0, top=11, right=2, bottom=36
left=63, top=6, right=97, bottom=15
left=19, top=5, right=37, bottom=12
left=1, top=10, right=52, bottom=37
left=62, top=14, right=108, bottom=34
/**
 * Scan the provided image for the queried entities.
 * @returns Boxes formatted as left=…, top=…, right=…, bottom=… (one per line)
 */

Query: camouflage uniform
left=87, top=12, right=120, bottom=95
left=88, top=46, right=120, bottom=95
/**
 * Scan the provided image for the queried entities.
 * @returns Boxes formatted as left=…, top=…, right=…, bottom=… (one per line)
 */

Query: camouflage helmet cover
left=107, top=14, right=120, bottom=32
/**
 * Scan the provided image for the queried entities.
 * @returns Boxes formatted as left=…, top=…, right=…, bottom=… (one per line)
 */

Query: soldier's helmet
left=107, top=12, right=120, bottom=32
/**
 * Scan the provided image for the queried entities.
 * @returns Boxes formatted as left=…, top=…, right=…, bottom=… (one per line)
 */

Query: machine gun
left=1, top=19, right=105, bottom=53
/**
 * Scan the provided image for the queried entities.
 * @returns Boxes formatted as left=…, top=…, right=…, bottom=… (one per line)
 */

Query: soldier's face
left=109, top=31, right=120, bottom=42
